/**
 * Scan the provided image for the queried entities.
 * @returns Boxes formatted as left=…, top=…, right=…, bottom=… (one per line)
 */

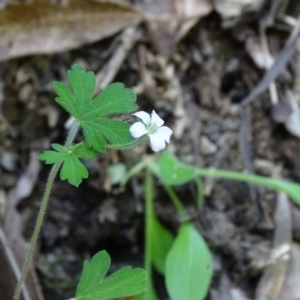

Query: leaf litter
left=0, top=0, right=143, bottom=61
left=1, top=0, right=300, bottom=299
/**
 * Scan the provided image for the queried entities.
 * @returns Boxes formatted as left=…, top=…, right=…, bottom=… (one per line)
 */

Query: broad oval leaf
left=165, top=222, right=213, bottom=300
left=151, top=216, right=174, bottom=274
left=157, top=151, right=197, bottom=185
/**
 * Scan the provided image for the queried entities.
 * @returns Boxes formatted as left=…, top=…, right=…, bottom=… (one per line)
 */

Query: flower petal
left=151, top=110, right=164, bottom=127
left=130, top=122, right=148, bottom=138
left=155, top=126, right=173, bottom=143
left=149, top=131, right=166, bottom=152
left=133, top=111, right=151, bottom=126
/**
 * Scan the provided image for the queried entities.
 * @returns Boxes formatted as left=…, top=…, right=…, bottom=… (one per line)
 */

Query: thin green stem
left=163, top=184, right=185, bottom=215
left=13, top=121, right=80, bottom=300
left=13, top=162, right=61, bottom=300
left=197, top=168, right=275, bottom=183
left=121, top=160, right=147, bottom=186
left=65, top=121, right=80, bottom=146
left=106, top=136, right=146, bottom=150
left=197, top=168, right=265, bottom=182
left=144, top=168, right=154, bottom=293
left=196, top=168, right=300, bottom=205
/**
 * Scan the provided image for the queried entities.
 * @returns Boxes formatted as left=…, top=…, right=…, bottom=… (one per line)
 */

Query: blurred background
left=0, top=0, right=300, bottom=299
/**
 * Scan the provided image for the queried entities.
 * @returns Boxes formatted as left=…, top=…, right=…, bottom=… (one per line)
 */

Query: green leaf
left=151, top=216, right=174, bottom=274
left=93, top=119, right=134, bottom=145
left=72, top=142, right=98, bottom=159
left=81, top=81, right=138, bottom=117
left=156, top=151, right=197, bottom=185
left=165, top=222, right=213, bottom=300
left=53, top=81, right=78, bottom=118
left=134, top=285, right=158, bottom=300
left=53, top=64, right=138, bottom=153
left=76, top=251, right=147, bottom=300
left=38, top=142, right=97, bottom=187
left=68, top=63, right=96, bottom=112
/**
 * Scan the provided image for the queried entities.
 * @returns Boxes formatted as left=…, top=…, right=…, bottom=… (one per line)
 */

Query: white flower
left=130, top=110, right=173, bottom=152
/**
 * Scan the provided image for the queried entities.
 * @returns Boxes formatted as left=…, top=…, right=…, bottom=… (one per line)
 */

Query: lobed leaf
left=38, top=142, right=97, bottom=187
left=76, top=251, right=147, bottom=300
left=53, top=81, right=78, bottom=118
left=80, top=82, right=137, bottom=118
left=53, top=65, right=138, bottom=153
left=60, top=155, right=89, bottom=187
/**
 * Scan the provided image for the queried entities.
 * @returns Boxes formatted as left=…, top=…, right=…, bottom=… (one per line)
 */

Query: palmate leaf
left=76, top=251, right=147, bottom=300
left=53, top=64, right=138, bottom=152
left=38, top=142, right=97, bottom=187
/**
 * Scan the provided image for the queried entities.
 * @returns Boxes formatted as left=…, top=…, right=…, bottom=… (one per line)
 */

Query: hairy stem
left=14, top=121, right=80, bottom=300
left=106, top=136, right=146, bottom=150
left=65, top=121, right=80, bottom=146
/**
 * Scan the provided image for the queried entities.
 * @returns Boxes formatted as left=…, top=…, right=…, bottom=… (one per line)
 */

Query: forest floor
left=1, top=0, right=300, bottom=299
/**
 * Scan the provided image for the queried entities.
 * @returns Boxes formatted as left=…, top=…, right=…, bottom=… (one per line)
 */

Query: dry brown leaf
left=4, top=151, right=44, bottom=300
left=255, top=192, right=291, bottom=300
left=214, top=0, right=264, bottom=27
left=0, top=0, right=8, bottom=10
left=0, top=0, right=143, bottom=61
left=175, top=0, right=212, bottom=20
left=0, top=228, right=22, bottom=300
left=279, top=243, right=300, bottom=300
left=294, top=38, right=300, bottom=103
left=0, top=227, right=30, bottom=300
left=12, top=151, right=41, bottom=203
left=245, top=34, right=274, bottom=69
left=137, top=0, right=213, bottom=56
left=175, top=0, right=213, bottom=41
left=283, top=89, right=300, bottom=139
